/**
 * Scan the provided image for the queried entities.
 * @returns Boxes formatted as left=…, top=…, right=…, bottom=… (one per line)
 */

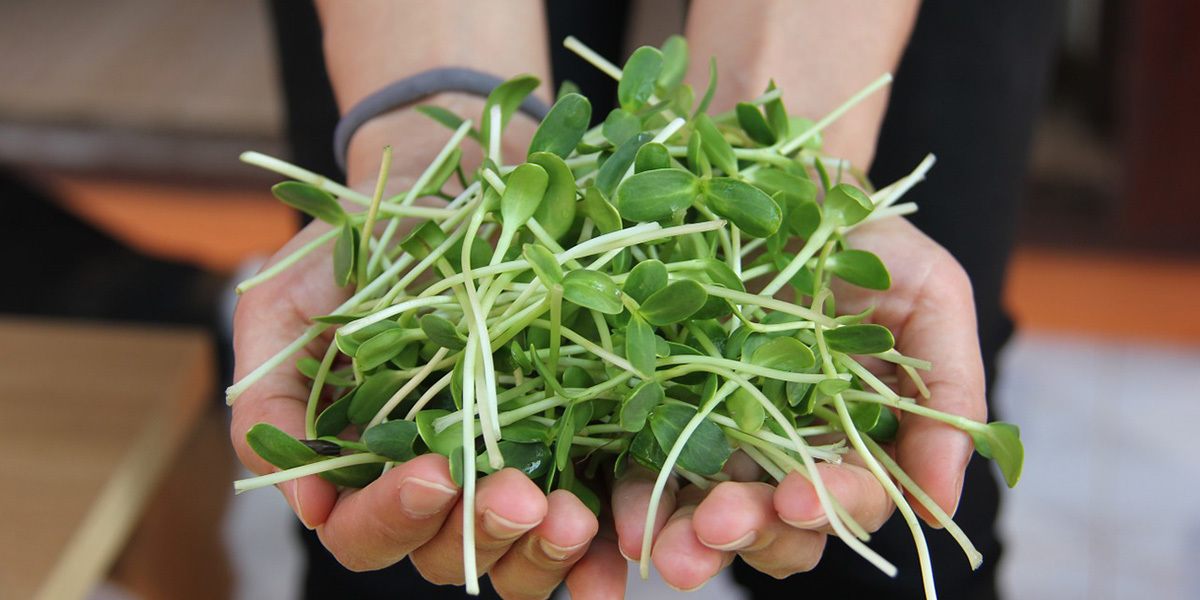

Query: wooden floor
left=46, top=174, right=1200, bottom=346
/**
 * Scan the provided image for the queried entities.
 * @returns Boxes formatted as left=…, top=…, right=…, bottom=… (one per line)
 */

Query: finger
left=649, top=485, right=727, bottom=592
left=230, top=391, right=338, bottom=529
left=892, top=263, right=985, bottom=522
left=230, top=221, right=348, bottom=528
left=313, top=454, right=459, bottom=571
left=693, top=481, right=826, bottom=579
left=838, top=217, right=986, bottom=523
left=566, top=536, right=627, bottom=600
left=410, top=468, right=548, bottom=585
left=774, top=462, right=893, bottom=534
left=611, top=466, right=677, bottom=561
left=488, top=490, right=599, bottom=600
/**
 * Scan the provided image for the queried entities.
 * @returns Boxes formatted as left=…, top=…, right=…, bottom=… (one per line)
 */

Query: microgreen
left=231, top=36, right=1024, bottom=600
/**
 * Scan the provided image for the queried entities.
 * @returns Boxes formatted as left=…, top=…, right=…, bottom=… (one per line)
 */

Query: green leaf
left=596, top=132, right=652, bottom=197
left=246, top=423, right=319, bottom=470
left=750, top=337, right=816, bottom=372
left=529, top=93, right=591, bottom=158
left=272, top=182, right=345, bottom=225
left=528, top=152, right=578, bottom=240
left=638, top=279, right=707, bottom=326
left=736, top=102, right=777, bottom=145
left=522, top=243, right=563, bottom=286
left=398, top=220, right=447, bottom=260
left=622, top=259, right=668, bottom=304
left=614, top=168, right=699, bottom=222
left=321, top=463, right=384, bottom=488
left=764, top=80, right=789, bottom=139
left=728, top=388, right=765, bottom=432
left=648, top=403, right=732, bottom=476
left=853, top=403, right=898, bottom=443
left=827, top=249, right=891, bottom=290
left=500, top=163, right=549, bottom=231
left=348, top=370, right=407, bottom=425
left=686, top=129, right=709, bottom=175
left=333, top=220, right=358, bottom=287
left=480, top=74, right=540, bottom=146
left=824, top=183, right=874, bottom=226
left=362, top=420, right=419, bottom=462
left=747, top=169, right=818, bottom=203
left=419, top=314, right=466, bottom=351
left=555, top=402, right=593, bottom=470
left=579, top=187, right=622, bottom=234
left=634, top=142, right=671, bottom=172
left=694, top=114, right=738, bottom=175
left=621, top=380, right=664, bottom=433
left=625, top=314, right=657, bottom=376
left=824, top=324, right=895, bottom=354
left=971, top=422, right=1024, bottom=488
left=817, top=378, right=852, bottom=396
left=630, top=427, right=667, bottom=471
left=618, top=46, right=664, bottom=110
left=336, top=320, right=398, bottom=356
left=603, top=109, right=641, bottom=147
left=356, top=328, right=415, bottom=371
left=415, top=409, right=463, bottom=457
left=561, top=270, right=624, bottom=315
left=498, top=441, right=552, bottom=478
left=449, top=446, right=466, bottom=486
left=315, top=391, right=353, bottom=437
left=694, top=58, right=718, bottom=116
left=701, top=177, right=782, bottom=237
left=296, top=357, right=354, bottom=388
left=502, top=419, right=551, bottom=444
left=656, top=35, right=688, bottom=95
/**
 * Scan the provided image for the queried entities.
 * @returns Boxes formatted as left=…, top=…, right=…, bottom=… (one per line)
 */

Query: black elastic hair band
left=332, top=67, right=552, bottom=172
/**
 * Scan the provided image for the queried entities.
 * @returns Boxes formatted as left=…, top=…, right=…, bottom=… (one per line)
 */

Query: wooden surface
left=0, top=318, right=213, bottom=600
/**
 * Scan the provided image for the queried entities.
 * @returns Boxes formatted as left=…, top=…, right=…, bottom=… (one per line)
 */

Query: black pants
left=270, top=1, right=1063, bottom=597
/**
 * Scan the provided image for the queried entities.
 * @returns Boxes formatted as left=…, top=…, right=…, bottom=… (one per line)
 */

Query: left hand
left=610, top=216, right=986, bottom=589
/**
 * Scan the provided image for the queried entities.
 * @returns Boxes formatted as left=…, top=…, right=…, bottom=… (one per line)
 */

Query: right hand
left=230, top=219, right=626, bottom=599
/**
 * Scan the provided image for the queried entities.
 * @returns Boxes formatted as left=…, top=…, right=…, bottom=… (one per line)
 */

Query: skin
left=231, top=0, right=986, bottom=596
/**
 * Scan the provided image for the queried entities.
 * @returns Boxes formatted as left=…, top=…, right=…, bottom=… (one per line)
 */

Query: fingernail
left=782, top=514, right=828, bottom=530
left=705, top=530, right=757, bottom=551
left=398, top=477, right=458, bottom=518
left=482, top=509, right=539, bottom=541
left=290, top=480, right=316, bottom=530
left=538, top=538, right=588, bottom=561
left=618, top=544, right=637, bottom=562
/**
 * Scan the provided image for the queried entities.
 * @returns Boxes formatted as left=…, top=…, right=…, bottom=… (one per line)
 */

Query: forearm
left=684, top=0, right=919, bottom=169
left=315, top=0, right=551, bottom=188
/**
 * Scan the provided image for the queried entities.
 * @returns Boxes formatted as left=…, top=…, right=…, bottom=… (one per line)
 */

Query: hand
left=230, top=220, right=624, bottom=599
left=610, top=216, right=985, bottom=590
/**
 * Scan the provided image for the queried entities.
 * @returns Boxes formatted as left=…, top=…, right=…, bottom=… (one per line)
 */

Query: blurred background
left=0, top=0, right=1196, bottom=599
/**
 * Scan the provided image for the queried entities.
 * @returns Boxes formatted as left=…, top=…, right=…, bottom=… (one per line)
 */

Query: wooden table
left=0, top=318, right=213, bottom=600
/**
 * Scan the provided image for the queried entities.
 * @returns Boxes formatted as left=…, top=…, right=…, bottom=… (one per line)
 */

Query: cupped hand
left=230, top=220, right=622, bottom=599
left=610, top=216, right=985, bottom=590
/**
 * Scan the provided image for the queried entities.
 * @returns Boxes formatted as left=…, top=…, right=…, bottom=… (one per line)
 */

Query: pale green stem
left=233, top=453, right=388, bottom=494
left=358, top=146, right=392, bottom=290
left=369, top=347, right=450, bottom=428
left=367, top=120, right=474, bottom=276
left=236, top=228, right=339, bottom=295
left=640, top=380, right=740, bottom=578
left=305, top=340, right=340, bottom=439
